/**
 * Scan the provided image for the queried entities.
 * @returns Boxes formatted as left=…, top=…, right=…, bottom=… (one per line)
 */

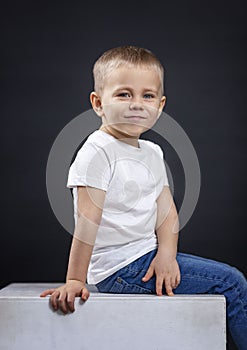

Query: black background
left=1, top=1, right=246, bottom=348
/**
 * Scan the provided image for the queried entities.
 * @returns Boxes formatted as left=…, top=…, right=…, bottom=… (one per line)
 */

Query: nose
left=129, top=97, right=144, bottom=110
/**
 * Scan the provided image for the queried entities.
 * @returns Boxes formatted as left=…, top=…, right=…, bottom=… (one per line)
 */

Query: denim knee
left=230, top=267, right=247, bottom=288
left=221, top=265, right=247, bottom=294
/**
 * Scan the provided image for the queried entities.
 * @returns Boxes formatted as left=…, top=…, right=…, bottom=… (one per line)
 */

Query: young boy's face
left=90, top=65, right=166, bottom=144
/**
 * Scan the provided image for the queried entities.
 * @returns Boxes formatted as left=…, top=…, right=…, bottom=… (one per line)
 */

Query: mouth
left=124, top=116, right=147, bottom=121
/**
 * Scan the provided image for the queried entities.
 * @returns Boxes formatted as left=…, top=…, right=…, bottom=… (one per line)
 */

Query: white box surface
left=0, top=283, right=226, bottom=350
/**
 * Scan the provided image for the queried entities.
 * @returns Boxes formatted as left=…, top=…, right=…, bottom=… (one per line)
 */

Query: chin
left=122, top=126, right=147, bottom=137
left=124, top=131, right=142, bottom=138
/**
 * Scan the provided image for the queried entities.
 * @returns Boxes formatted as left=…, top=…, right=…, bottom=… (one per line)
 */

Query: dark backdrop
left=1, top=0, right=246, bottom=294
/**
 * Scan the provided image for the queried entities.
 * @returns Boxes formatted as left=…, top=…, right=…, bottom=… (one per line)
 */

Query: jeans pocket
left=109, top=277, right=152, bottom=294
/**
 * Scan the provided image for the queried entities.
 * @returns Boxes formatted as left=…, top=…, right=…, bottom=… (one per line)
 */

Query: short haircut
left=93, top=46, right=165, bottom=95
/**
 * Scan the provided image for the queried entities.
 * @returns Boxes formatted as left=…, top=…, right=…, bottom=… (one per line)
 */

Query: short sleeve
left=155, top=144, right=169, bottom=187
left=67, top=142, right=111, bottom=191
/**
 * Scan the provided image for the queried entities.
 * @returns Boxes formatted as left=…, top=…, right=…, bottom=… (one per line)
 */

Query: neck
left=99, top=125, right=140, bottom=148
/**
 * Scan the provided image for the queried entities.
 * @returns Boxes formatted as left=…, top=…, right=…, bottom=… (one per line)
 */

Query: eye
left=143, top=94, right=155, bottom=99
left=117, top=92, right=131, bottom=98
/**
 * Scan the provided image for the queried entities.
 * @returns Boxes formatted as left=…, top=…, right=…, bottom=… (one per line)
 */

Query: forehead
left=103, top=65, right=162, bottom=91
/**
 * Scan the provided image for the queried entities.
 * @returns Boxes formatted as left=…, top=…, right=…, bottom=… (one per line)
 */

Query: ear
left=157, top=95, right=166, bottom=119
left=90, top=91, right=104, bottom=117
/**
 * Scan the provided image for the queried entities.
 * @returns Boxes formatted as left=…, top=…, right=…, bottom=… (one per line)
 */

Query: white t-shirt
left=67, top=129, right=169, bottom=284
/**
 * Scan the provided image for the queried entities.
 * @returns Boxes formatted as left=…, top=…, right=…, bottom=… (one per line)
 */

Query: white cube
left=0, top=283, right=226, bottom=350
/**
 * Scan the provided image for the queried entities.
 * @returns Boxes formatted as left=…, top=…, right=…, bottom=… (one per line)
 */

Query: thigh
left=96, top=250, right=239, bottom=295
left=96, top=249, right=158, bottom=294
left=174, top=252, right=239, bottom=294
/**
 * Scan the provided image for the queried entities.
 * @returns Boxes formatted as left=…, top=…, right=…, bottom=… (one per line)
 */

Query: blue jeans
left=96, top=249, right=247, bottom=350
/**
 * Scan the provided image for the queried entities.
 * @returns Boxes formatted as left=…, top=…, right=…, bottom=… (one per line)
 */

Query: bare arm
left=142, top=186, right=181, bottom=296
left=155, top=186, right=179, bottom=258
left=40, top=186, right=106, bottom=313
left=66, top=185, right=106, bottom=282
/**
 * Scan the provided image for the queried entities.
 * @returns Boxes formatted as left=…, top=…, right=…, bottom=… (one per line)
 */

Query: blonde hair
left=93, top=46, right=165, bottom=95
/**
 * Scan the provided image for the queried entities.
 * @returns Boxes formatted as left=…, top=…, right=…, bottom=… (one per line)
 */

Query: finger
left=67, top=293, right=76, bottom=312
left=142, top=266, right=154, bottom=282
left=50, top=290, right=60, bottom=310
left=40, top=289, right=56, bottom=297
left=156, top=276, right=164, bottom=296
left=81, top=288, right=90, bottom=301
left=164, top=277, right=174, bottom=296
left=175, top=274, right=181, bottom=287
left=171, top=276, right=177, bottom=289
left=58, top=290, right=68, bottom=314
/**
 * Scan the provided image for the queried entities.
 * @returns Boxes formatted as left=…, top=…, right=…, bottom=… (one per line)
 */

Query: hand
left=142, top=251, right=181, bottom=296
left=40, top=280, right=90, bottom=314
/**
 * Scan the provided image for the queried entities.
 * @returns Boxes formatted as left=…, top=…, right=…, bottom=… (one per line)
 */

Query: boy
left=41, top=46, right=247, bottom=349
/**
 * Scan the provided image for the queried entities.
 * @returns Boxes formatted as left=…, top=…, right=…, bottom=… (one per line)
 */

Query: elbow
left=77, top=208, right=103, bottom=227
left=156, top=212, right=179, bottom=234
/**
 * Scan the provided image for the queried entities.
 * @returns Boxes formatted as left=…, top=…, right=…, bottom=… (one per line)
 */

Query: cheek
left=145, top=104, right=160, bottom=118
left=103, top=102, right=129, bottom=117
